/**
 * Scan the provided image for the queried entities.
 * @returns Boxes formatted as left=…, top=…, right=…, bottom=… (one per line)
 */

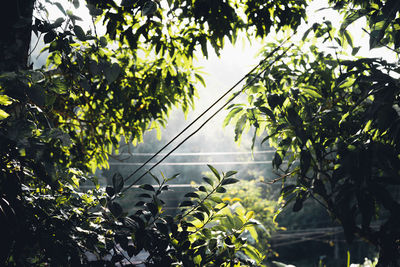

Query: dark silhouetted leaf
left=106, top=186, right=115, bottom=197
left=44, top=30, right=56, bottom=43
left=156, top=222, right=168, bottom=234
left=216, top=187, right=226, bottom=193
left=179, top=200, right=194, bottom=207
left=104, top=63, right=121, bottom=84
left=300, top=150, right=311, bottom=176
left=198, top=186, right=207, bottom=192
left=112, top=172, right=124, bottom=193
left=272, top=152, right=282, bottom=169
left=202, top=177, right=213, bottom=186
left=108, top=202, right=123, bottom=218
left=221, top=178, right=239, bottom=185
left=293, top=198, right=304, bottom=212
left=140, top=184, right=155, bottom=191
left=146, top=202, right=158, bottom=216
left=193, top=212, right=205, bottom=221
left=73, top=25, right=86, bottom=41
left=184, top=192, right=200, bottom=198
left=142, top=1, right=157, bottom=16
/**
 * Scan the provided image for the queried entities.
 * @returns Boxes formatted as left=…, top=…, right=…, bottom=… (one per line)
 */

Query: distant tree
left=229, top=1, right=400, bottom=265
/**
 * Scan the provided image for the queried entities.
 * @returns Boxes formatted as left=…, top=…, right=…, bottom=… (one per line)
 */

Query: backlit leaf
left=207, top=165, right=220, bottom=180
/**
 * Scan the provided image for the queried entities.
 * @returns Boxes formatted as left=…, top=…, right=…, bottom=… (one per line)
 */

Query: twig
left=262, top=171, right=296, bottom=185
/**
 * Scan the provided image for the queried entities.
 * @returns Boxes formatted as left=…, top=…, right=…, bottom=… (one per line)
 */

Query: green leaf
left=146, top=202, right=158, bottom=216
left=293, top=197, right=304, bottom=212
left=139, top=184, right=155, bottom=191
left=156, top=221, right=168, bottom=234
left=89, top=60, right=100, bottom=76
left=344, top=30, right=353, bottom=48
left=142, top=1, right=157, bottom=16
left=302, top=27, right=312, bottom=41
left=202, top=228, right=212, bottom=239
left=44, top=30, right=56, bottom=43
left=0, top=109, right=9, bottom=120
left=300, top=150, right=311, bottom=176
left=166, top=173, right=180, bottom=182
left=73, top=25, right=86, bottom=41
left=66, top=10, right=82, bottom=21
left=121, top=0, right=136, bottom=6
left=106, top=186, right=115, bottom=197
left=198, top=186, right=207, bottom=192
left=216, top=187, right=226, bottom=193
left=50, top=17, right=65, bottom=29
left=259, top=106, right=275, bottom=120
left=339, top=9, right=368, bottom=35
left=27, top=85, right=46, bottom=106
left=161, top=185, right=169, bottom=191
left=112, top=172, right=124, bottom=193
left=193, top=212, right=205, bottom=221
left=221, top=178, right=239, bottom=185
left=273, top=152, right=282, bottom=169
left=195, top=73, right=205, bottom=87
left=223, top=107, right=243, bottom=127
left=234, top=113, right=247, bottom=142
left=104, top=63, right=121, bottom=84
left=286, top=107, right=302, bottom=126
left=202, top=177, right=214, bottom=186
left=301, top=86, right=322, bottom=98
left=179, top=200, right=194, bottom=207
left=54, top=2, right=66, bottom=15
left=0, top=95, right=12, bottom=106
left=369, top=29, right=384, bottom=49
left=73, top=0, right=80, bottom=8
left=148, top=172, right=160, bottom=185
left=108, top=202, right=123, bottom=218
left=87, top=4, right=103, bottom=16
left=199, top=35, right=208, bottom=58
left=207, top=165, right=221, bottom=180
left=225, top=171, right=237, bottom=177
left=99, top=36, right=108, bottom=47
left=184, top=192, right=200, bottom=198
left=181, top=240, right=191, bottom=251
left=210, top=196, right=223, bottom=203
left=351, top=46, right=361, bottom=56
left=241, top=245, right=262, bottom=262
left=338, top=77, right=356, bottom=89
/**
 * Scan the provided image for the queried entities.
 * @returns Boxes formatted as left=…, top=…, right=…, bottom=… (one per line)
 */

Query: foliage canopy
left=229, top=0, right=400, bottom=266
left=0, top=0, right=307, bottom=266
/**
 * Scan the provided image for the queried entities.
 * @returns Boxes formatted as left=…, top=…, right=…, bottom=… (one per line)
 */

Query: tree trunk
left=0, top=1, right=35, bottom=264
left=0, top=0, right=35, bottom=72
